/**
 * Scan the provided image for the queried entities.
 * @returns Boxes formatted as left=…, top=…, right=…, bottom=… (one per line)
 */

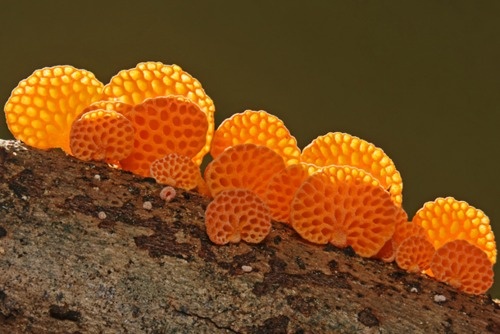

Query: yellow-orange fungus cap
left=264, top=163, right=319, bottom=223
left=4, top=65, right=104, bottom=154
left=205, top=189, right=271, bottom=245
left=204, top=143, right=286, bottom=199
left=150, top=153, right=201, bottom=190
left=395, top=236, right=435, bottom=273
left=119, top=96, right=209, bottom=177
left=290, top=170, right=402, bottom=257
left=79, top=100, right=134, bottom=119
left=70, top=109, right=134, bottom=163
left=430, top=240, right=494, bottom=295
left=210, top=110, right=301, bottom=166
left=301, top=132, right=403, bottom=206
left=412, top=197, right=496, bottom=264
left=102, top=61, right=215, bottom=165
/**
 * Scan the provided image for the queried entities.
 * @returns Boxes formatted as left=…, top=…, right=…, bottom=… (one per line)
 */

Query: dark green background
left=1, top=1, right=499, bottom=296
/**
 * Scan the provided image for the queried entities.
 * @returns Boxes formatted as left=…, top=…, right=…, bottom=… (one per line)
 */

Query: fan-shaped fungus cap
left=395, top=236, right=435, bottom=273
left=205, top=189, right=271, bottom=244
left=413, top=197, right=497, bottom=264
left=102, top=61, right=215, bottom=165
left=150, top=153, right=202, bottom=191
left=211, top=110, right=301, bottom=166
left=70, top=109, right=134, bottom=163
left=204, top=143, right=286, bottom=199
left=290, top=168, right=403, bottom=257
left=430, top=239, right=494, bottom=295
left=119, top=96, right=208, bottom=176
left=4, top=65, right=104, bottom=153
left=301, top=132, right=403, bottom=206
left=264, top=163, right=319, bottom=223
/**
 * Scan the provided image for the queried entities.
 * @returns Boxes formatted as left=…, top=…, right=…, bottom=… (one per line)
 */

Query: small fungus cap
left=4, top=65, right=104, bottom=153
left=264, top=163, right=319, bottom=223
left=150, top=153, right=202, bottom=190
left=120, top=96, right=209, bottom=176
left=204, top=143, right=286, bottom=199
left=290, top=168, right=402, bottom=257
left=211, top=110, right=301, bottom=166
left=395, top=236, right=435, bottom=273
left=205, top=189, right=271, bottom=245
left=70, top=109, right=134, bottom=163
left=413, top=197, right=497, bottom=264
left=301, top=132, right=403, bottom=206
left=430, top=239, right=494, bottom=295
left=102, top=61, right=215, bottom=165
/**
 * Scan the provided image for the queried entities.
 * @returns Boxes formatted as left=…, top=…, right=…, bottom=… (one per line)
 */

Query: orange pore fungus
left=210, top=110, right=301, bottom=166
left=70, top=109, right=134, bottom=163
left=204, top=143, right=286, bottom=199
left=150, top=153, right=202, bottom=190
left=263, top=163, right=319, bottom=223
left=119, top=96, right=209, bottom=176
left=301, top=132, right=403, bottom=206
left=395, top=236, right=435, bottom=273
left=205, top=189, right=271, bottom=245
left=290, top=169, right=402, bottom=257
left=102, top=61, right=215, bottom=165
left=430, top=240, right=494, bottom=295
left=4, top=65, right=104, bottom=154
left=412, top=197, right=497, bottom=264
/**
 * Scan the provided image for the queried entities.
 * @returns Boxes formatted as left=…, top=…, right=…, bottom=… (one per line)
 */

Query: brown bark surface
left=0, top=139, right=499, bottom=333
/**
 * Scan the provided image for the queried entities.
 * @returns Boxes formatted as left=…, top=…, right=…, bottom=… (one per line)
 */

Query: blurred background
left=1, top=1, right=499, bottom=296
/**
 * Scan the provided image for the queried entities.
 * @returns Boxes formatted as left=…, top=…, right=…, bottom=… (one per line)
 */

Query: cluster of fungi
left=4, top=62, right=496, bottom=295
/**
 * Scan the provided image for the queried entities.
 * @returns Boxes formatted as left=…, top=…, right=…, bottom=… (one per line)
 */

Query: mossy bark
left=0, top=139, right=499, bottom=333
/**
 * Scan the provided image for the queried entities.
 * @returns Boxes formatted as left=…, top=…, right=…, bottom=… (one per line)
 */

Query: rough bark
left=0, top=139, right=498, bottom=334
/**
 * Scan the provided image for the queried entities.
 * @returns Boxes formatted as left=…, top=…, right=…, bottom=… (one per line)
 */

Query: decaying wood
left=0, top=139, right=498, bottom=333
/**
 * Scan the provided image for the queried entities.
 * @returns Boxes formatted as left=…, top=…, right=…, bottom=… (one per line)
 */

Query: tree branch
left=0, top=139, right=498, bottom=333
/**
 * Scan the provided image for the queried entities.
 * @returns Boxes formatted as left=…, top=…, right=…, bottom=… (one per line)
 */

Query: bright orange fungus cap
left=430, top=240, right=494, bottom=295
left=150, top=153, right=202, bottom=191
left=102, top=61, right=215, bottom=165
left=70, top=109, right=134, bottom=163
left=412, top=197, right=496, bottom=264
left=211, top=110, right=301, bottom=166
left=4, top=65, right=104, bottom=153
left=204, top=143, right=286, bottom=199
left=119, top=96, right=208, bottom=176
left=395, top=235, right=435, bottom=273
left=290, top=168, right=403, bottom=257
left=301, top=132, right=403, bottom=206
left=205, top=189, right=271, bottom=245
